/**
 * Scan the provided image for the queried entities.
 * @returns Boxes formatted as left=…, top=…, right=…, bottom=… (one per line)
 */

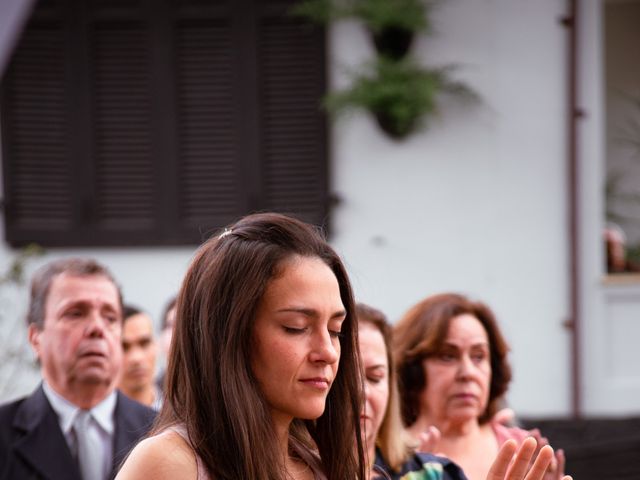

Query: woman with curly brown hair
left=392, top=293, right=565, bottom=480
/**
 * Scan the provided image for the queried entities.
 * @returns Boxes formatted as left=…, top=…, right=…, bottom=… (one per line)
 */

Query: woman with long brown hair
left=116, top=212, right=366, bottom=480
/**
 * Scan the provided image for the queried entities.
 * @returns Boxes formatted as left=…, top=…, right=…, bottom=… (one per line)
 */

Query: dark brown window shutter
left=174, top=16, right=243, bottom=236
left=2, top=0, right=328, bottom=247
left=91, top=20, right=156, bottom=232
left=2, top=15, right=76, bottom=246
left=259, top=9, right=328, bottom=228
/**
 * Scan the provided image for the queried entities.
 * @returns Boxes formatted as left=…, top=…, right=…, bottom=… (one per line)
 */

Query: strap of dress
left=166, top=424, right=210, bottom=480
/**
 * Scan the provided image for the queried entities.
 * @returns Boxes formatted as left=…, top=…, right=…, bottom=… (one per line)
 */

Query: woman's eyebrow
left=276, top=307, right=346, bottom=319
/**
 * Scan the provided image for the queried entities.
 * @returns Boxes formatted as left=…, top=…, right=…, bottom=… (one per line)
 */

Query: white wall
left=0, top=0, right=573, bottom=416
left=329, top=0, right=571, bottom=417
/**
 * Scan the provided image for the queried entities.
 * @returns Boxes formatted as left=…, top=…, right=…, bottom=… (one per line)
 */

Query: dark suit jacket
left=0, top=384, right=156, bottom=480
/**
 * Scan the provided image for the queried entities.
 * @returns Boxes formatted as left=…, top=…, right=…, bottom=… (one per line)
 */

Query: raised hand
left=527, top=428, right=566, bottom=480
left=417, top=425, right=441, bottom=455
left=486, top=437, right=572, bottom=480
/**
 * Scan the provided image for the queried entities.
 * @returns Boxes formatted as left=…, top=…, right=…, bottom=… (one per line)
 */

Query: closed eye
left=329, top=330, right=343, bottom=339
left=283, top=326, right=306, bottom=334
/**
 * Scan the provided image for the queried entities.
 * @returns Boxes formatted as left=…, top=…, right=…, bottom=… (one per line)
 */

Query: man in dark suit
left=0, top=258, right=156, bottom=480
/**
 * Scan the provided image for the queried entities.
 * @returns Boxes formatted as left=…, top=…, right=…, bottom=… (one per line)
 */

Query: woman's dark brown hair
left=155, top=212, right=366, bottom=480
left=392, top=293, right=512, bottom=427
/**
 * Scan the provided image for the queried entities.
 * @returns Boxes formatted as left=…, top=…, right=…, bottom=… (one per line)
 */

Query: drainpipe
left=562, top=0, right=581, bottom=419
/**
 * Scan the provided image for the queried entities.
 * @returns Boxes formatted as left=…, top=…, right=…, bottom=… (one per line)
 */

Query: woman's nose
left=456, top=355, right=475, bottom=379
left=363, top=380, right=372, bottom=399
left=309, top=331, right=339, bottom=364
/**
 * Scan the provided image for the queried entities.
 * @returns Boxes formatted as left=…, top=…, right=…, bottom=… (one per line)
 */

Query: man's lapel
left=12, top=385, right=81, bottom=480
left=110, top=392, right=154, bottom=479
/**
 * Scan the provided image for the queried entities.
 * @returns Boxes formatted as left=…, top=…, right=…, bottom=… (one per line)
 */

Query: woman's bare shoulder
left=115, top=429, right=200, bottom=480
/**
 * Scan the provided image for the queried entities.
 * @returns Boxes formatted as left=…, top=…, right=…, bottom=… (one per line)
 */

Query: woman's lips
left=299, top=377, right=330, bottom=390
left=452, top=393, right=477, bottom=402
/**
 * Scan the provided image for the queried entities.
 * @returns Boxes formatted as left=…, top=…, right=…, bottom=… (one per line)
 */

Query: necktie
left=74, top=410, right=103, bottom=480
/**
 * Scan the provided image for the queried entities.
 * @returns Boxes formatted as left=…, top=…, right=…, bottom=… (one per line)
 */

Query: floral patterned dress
left=374, top=450, right=468, bottom=480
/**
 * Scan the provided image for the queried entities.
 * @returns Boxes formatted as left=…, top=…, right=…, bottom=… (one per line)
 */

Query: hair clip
left=219, top=228, right=233, bottom=239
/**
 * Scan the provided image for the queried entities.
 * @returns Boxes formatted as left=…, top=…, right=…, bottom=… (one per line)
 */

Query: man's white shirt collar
left=42, top=381, right=116, bottom=435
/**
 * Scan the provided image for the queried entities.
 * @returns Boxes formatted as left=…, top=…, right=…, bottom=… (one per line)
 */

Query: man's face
left=29, top=273, right=123, bottom=401
left=120, top=313, right=157, bottom=395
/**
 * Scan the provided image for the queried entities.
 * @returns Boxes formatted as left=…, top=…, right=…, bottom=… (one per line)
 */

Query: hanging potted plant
left=292, top=0, right=430, bottom=59
left=325, top=57, right=476, bottom=139
left=292, top=0, right=477, bottom=139
left=352, top=0, right=429, bottom=59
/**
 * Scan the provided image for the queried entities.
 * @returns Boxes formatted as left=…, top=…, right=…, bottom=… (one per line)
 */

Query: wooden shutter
left=2, top=1, right=162, bottom=246
left=91, top=20, right=155, bottom=232
left=2, top=12, right=75, bottom=246
left=258, top=8, right=328, bottom=227
left=2, top=0, right=328, bottom=247
left=174, top=15, right=242, bottom=236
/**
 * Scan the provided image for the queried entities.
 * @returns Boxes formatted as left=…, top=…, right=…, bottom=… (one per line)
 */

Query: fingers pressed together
left=487, top=437, right=573, bottom=480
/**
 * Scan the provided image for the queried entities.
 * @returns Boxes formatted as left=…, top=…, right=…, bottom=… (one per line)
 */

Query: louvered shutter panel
left=91, top=20, right=156, bottom=233
left=3, top=3, right=162, bottom=247
left=2, top=13, right=77, bottom=246
left=175, top=17, right=242, bottom=235
left=258, top=7, right=328, bottom=227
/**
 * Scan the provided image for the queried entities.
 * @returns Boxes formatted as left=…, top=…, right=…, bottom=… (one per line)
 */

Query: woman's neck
left=366, top=444, right=376, bottom=480
left=410, top=416, right=498, bottom=480
left=435, top=423, right=498, bottom=480
left=272, top=412, right=294, bottom=474
left=273, top=415, right=313, bottom=480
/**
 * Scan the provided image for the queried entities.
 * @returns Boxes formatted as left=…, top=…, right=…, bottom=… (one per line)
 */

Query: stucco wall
left=328, top=0, right=570, bottom=416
